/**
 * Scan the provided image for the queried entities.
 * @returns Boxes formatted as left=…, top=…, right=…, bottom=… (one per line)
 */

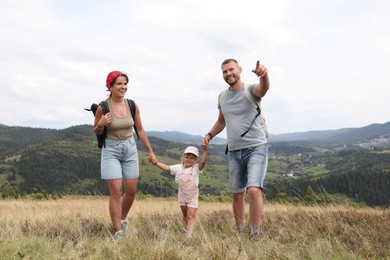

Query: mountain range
left=1, top=121, right=389, bottom=145
left=145, top=121, right=390, bottom=146
left=0, top=121, right=389, bottom=206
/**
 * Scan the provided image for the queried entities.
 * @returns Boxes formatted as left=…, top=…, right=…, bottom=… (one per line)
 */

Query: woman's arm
left=133, top=103, right=157, bottom=164
left=93, top=105, right=106, bottom=135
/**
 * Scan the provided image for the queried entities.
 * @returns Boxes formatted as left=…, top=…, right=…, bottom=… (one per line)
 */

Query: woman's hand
left=100, top=112, right=112, bottom=127
left=148, top=152, right=157, bottom=165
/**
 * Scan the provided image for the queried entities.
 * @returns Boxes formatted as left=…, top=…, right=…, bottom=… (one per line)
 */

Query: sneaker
left=249, top=226, right=261, bottom=241
left=121, top=220, right=128, bottom=234
left=250, top=233, right=259, bottom=241
left=236, top=226, right=244, bottom=233
left=249, top=230, right=261, bottom=241
left=113, top=230, right=124, bottom=241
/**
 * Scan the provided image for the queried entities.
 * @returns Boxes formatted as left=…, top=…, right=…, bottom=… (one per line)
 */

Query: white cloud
left=0, top=0, right=389, bottom=136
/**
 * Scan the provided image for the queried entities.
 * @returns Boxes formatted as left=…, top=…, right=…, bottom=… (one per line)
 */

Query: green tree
left=304, top=185, right=317, bottom=204
left=275, top=192, right=289, bottom=204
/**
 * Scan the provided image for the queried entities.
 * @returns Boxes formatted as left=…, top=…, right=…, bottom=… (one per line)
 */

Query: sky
left=1, top=0, right=389, bottom=137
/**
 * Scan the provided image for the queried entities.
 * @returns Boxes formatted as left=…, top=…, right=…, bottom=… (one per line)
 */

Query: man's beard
left=225, top=75, right=238, bottom=86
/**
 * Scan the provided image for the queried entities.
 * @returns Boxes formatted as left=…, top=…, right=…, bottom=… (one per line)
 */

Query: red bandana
left=106, top=71, right=123, bottom=91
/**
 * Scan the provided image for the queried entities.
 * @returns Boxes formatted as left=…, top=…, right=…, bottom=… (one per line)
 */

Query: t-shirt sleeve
left=170, top=164, right=181, bottom=176
left=249, top=84, right=261, bottom=101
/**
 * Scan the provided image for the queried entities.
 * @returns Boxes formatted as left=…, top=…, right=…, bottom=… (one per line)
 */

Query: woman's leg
left=107, top=179, right=123, bottom=232
left=122, top=178, right=138, bottom=219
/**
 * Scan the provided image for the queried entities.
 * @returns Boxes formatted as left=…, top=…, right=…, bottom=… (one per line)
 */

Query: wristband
left=97, top=124, right=104, bottom=130
left=206, top=132, right=213, bottom=140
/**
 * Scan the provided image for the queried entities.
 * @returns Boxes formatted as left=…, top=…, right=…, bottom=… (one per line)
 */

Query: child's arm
left=155, top=161, right=171, bottom=172
left=198, top=147, right=208, bottom=171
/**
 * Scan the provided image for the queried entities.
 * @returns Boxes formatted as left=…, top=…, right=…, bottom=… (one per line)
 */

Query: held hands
left=149, top=152, right=158, bottom=165
left=201, top=135, right=211, bottom=150
left=252, top=60, right=268, bottom=77
left=202, top=145, right=208, bottom=151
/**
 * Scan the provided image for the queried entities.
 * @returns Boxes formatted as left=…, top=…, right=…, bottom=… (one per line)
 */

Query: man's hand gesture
left=252, top=60, right=268, bottom=77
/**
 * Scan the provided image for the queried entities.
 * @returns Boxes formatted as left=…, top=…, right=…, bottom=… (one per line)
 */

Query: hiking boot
left=113, top=230, right=124, bottom=241
left=121, top=220, right=129, bottom=234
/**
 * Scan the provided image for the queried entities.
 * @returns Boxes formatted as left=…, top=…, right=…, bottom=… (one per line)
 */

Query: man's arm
left=201, top=110, right=226, bottom=148
left=252, top=60, right=270, bottom=98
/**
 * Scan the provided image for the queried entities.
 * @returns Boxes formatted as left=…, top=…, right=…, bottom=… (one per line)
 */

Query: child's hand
left=149, top=153, right=158, bottom=165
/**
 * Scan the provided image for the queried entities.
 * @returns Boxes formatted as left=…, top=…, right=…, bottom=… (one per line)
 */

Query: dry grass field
left=0, top=196, right=389, bottom=259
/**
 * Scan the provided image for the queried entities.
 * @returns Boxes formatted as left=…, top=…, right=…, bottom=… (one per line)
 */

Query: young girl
left=154, top=146, right=208, bottom=237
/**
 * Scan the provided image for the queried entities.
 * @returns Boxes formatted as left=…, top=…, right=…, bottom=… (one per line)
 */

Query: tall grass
left=0, top=196, right=388, bottom=259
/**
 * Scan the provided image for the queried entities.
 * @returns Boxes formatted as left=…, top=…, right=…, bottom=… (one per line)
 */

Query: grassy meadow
left=0, top=196, right=389, bottom=259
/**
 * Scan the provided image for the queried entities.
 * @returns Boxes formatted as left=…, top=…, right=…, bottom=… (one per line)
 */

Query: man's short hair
left=221, top=59, right=238, bottom=66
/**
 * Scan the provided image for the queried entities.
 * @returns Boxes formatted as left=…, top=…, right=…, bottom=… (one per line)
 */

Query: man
left=201, top=59, right=270, bottom=240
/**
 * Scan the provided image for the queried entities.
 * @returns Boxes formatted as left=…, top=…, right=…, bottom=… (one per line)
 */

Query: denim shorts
left=228, top=144, right=269, bottom=193
left=101, top=137, right=139, bottom=180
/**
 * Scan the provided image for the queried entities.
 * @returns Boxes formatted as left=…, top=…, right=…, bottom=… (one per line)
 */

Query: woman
left=93, top=70, right=157, bottom=240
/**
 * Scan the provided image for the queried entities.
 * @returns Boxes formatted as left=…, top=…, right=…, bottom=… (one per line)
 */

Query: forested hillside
left=1, top=123, right=389, bottom=206
left=268, top=121, right=390, bottom=144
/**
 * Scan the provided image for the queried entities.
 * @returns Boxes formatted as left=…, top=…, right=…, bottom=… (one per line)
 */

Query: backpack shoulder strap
left=127, top=99, right=139, bottom=140
left=218, top=89, right=229, bottom=108
left=244, top=84, right=259, bottom=109
left=244, top=84, right=269, bottom=138
left=100, top=100, right=110, bottom=115
left=96, top=100, right=109, bottom=149
left=127, top=99, right=136, bottom=119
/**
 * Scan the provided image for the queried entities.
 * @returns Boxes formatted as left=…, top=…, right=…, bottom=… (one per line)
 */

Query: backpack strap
left=127, top=99, right=139, bottom=140
left=97, top=100, right=109, bottom=149
left=100, top=100, right=110, bottom=115
left=243, top=84, right=269, bottom=138
left=218, top=89, right=229, bottom=108
left=244, top=84, right=261, bottom=113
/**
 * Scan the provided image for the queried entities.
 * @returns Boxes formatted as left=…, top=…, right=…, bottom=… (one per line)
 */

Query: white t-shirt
left=170, top=164, right=201, bottom=187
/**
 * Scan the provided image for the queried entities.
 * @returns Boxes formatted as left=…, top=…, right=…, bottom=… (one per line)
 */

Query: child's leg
left=180, top=206, right=188, bottom=228
left=186, top=207, right=197, bottom=237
